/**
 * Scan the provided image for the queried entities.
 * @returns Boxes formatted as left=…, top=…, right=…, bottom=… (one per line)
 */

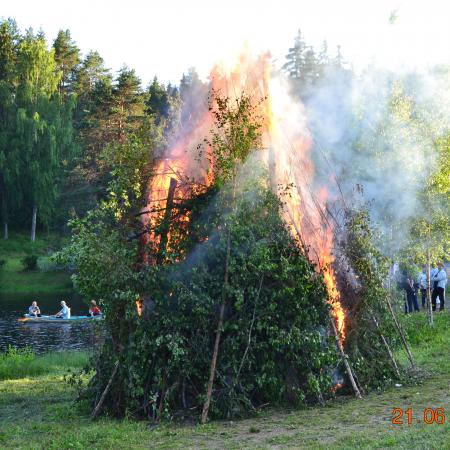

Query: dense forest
left=0, top=23, right=352, bottom=241
left=0, top=19, right=181, bottom=240
left=1, top=18, right=449, bottom=422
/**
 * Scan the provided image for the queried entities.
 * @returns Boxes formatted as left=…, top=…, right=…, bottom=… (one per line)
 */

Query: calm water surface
left=0, top=292, right=103, bottom=354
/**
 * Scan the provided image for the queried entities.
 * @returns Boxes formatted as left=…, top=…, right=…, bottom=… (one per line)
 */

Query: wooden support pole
left=330, top=316, right=362, bottom=399
left=157, top=177, right=178, bottom=264
left=201, top=227, right=230, bottom=424
left=91, top=361, right=119, bottom=420
left=426, top=248, right=433, bottom=326
left=201, top=177, right=236, bottom=424
left=371, top=315, right=401, bottom=379
left=268, top=146, right=277, bottom=193
left=386, top=297, right=415, bottom=368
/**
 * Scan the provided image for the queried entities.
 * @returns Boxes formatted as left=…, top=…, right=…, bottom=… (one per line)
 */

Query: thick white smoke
left=301, top=66, right=450, bottom=255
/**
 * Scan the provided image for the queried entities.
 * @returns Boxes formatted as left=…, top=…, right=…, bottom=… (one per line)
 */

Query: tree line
left=0, top=21, right=347, bottom=242
left=0, top=19, right=199, bottom=241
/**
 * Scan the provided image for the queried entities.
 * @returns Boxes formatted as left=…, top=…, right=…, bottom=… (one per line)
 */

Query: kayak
left=19, top=314, right=103, bottom=323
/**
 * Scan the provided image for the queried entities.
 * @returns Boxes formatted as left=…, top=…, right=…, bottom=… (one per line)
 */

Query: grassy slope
left=1, top=312, right=450, bottom=449
left=0, top=232, right=72, bottom=294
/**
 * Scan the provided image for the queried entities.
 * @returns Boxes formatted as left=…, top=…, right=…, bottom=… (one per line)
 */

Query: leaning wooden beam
left=157, top=177, right=178, bottom=264
left=201, top=226, right=231, bottom=424
left=385, top=296, right=415, bottom=368
left=91, top=361, right=119, bottom=420
left=330, top=316, right=362, bottom=399
left=372, top=315, right=401, bottom=379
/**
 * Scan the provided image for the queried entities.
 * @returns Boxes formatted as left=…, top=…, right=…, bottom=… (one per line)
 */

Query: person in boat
left=28, top=301, right=41, bottom=317
left=88, top=300, right=102, bottom=317
left=55, top=300, right=71, bottom=319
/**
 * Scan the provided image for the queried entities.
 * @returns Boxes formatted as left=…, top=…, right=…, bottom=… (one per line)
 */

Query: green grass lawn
left=1, top=311, right=450, bottom=449
left=0, top=348, right=89, bottom=381
left=0, top=232, right=72, bottom=294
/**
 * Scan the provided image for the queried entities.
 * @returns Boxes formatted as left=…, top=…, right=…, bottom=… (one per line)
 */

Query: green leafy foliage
left=403, top=133, right=450, bottom=267
left=206, top=91, right=263, bottom=186
left=0, top=24, right=78, bottom=237
left=21, top=254, right=38, bottom=271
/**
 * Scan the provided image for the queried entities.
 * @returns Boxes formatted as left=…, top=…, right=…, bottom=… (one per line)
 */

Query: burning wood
left=140, top=51, right=348, bottom=346
left=157, top=177, right=178, bottom=263
left=330, top=316, right=362, bottom=399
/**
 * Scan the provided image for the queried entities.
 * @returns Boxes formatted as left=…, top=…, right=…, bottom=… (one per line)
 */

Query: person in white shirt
left=28, top=301, right=41, bottom=317
left=55, top=300, right=71, bottom=319
left=431, top=262, right=447, bottom=312
left=418, top=268, right=428, bottom=309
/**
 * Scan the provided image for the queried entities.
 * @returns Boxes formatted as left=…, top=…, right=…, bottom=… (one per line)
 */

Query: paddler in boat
left=88, top=300, right=102, bottom=317
left=28, top=301, right=41, bottom=317
left=55, top=300, right=71, bottom=319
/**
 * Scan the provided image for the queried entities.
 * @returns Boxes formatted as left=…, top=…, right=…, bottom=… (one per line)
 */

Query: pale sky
left=2, top=0, right=450, bottom=86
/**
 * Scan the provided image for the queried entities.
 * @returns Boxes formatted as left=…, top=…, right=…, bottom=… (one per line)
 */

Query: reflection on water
left=0, top=292, right=104, bottom=354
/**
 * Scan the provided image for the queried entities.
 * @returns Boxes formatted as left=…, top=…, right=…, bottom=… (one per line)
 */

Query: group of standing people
left=402, top=262, right=448, bottom=313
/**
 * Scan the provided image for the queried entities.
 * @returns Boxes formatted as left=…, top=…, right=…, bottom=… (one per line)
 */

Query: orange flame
left=262, top=60, right=346, bottom=342
left=139, top=50, right=345, bottom=342
left=140, top=114, right=213, bottom=262
left=136, top=298, right=142, bottom=317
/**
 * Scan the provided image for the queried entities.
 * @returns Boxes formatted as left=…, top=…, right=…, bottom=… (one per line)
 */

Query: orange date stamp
left=391, top=407, right=447, bottom=425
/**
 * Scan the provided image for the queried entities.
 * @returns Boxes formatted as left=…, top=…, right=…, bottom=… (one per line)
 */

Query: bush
left=21, top=254, right=38, bottom=271
left=0, top=258, right=5, bottom=269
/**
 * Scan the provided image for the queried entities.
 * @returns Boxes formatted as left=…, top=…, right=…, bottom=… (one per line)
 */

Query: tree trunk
left=426, top=248, right=433, bottom=326
left=31, top=204, right=37, bottom=242
left=1, top=191, right=8, bottom=240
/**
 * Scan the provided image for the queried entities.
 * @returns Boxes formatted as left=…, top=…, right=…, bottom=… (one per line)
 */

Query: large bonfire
left=64, top=52, right=407, bottom=423
left=140, top=51, right=346, bottom=342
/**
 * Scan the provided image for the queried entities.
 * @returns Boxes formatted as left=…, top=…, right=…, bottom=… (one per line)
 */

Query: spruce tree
left=282, top=29, right=307, bottom=80
left=145, top=77, right=170, bottom=122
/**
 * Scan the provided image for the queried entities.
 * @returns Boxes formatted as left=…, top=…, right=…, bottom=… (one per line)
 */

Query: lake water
left=0, top=292, right=103, bottom=354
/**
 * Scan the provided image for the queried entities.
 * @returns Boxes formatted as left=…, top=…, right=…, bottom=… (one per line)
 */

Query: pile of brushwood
left=60, top=92, right=408, bottom=421
left=73, top=179, right=341, bottom=420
